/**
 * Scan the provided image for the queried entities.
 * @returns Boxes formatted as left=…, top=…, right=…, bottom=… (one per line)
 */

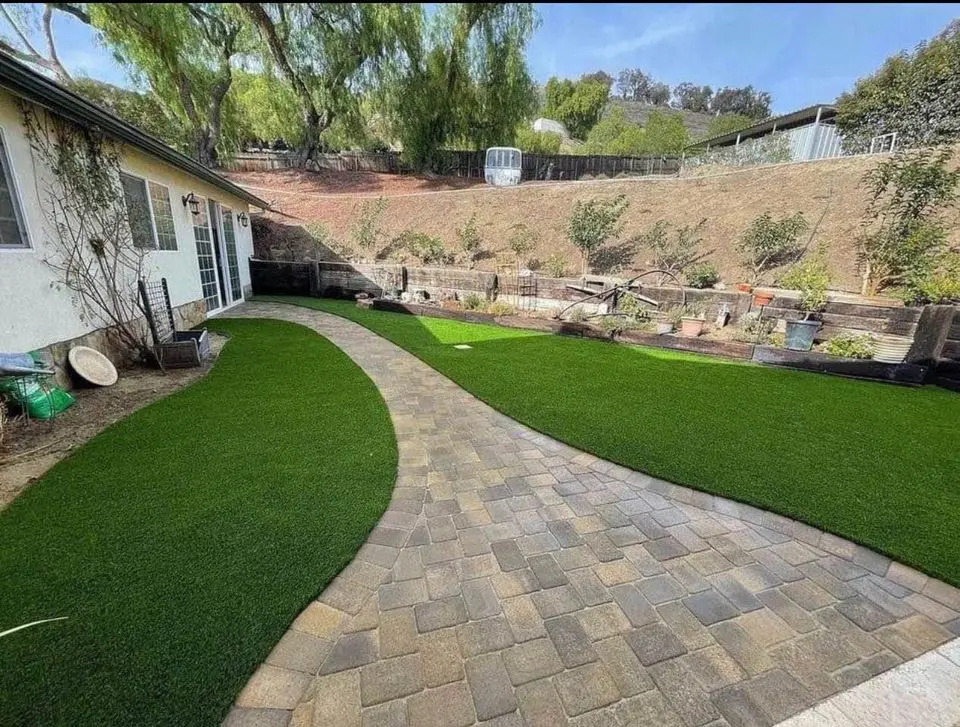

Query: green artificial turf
left=0, top=318, right=397, bottom=727
left=259, top=296, right=960, bottom=587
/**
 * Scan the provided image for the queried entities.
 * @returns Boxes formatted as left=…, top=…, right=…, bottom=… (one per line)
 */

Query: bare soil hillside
left=228, top=154, right=960, bottom=293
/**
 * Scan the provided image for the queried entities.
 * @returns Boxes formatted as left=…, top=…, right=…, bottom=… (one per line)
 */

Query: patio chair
left=138, top=278, right=210, bottom=369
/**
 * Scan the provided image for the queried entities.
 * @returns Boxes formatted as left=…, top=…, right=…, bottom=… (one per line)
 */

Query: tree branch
left=48, top=3, right=91, bottom=26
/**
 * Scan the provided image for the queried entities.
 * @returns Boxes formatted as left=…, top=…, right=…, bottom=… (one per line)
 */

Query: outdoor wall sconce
left=181, top=192, right=201, bottom=215
left=236, top=212, right=249, bottom=227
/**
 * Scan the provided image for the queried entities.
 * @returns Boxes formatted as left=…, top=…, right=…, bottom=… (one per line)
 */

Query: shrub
left=685, top=262, right=720, bottom=289
left=304, top=221, right=351, bottom=260
left=734, top=310, right=775, bottom=342
left=899, top=253, right=960, bottom=304
left=567, top=194, right=630, bottom=275
left=350, top=197, right=388, bottom=258
left=639, top=219, right=706, bottom=282
left=543, top=253, right=568, bottom=278
left=392, top=231, right=450, bottom=265
left=824, top=332, right=876, bottom=359
left=778, top=249, right=830, bottom=316
left=856, top=148, right=960, bottom=296
left=507, top=223, right=539, bottom=269
left=738, top=212, right=807, bottom=283
left=487, top=300, right=516, bottom=316
left=456, top=214, right=484, bottom=269
left=568, top=306, right=588, bottom=322
left=461, top=292, right=485, bottom=310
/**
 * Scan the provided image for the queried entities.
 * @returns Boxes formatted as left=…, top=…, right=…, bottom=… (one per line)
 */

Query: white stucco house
left=0, top=53, right=268, bottom=361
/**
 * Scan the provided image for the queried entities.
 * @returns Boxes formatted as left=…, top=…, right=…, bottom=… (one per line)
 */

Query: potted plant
left=778, top=250, right=829, bottom=352
left=735, top=282, right=753, bottom=293
left=655, top=319, right=674, bottom=335
left=873, top=335, right=914, bottom=364
left=678, top=303, right=707, bottom=337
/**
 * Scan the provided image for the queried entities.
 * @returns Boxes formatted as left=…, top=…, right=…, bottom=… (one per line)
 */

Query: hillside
left=605, top=99, right=717, bottom=139
left=230, top=152, right=960, bottom=293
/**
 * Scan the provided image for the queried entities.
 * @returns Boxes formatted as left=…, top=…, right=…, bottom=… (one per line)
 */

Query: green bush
left=686, top=262, right=720, bottom=289
left=461, top=292, right=485, bottom=310
left=392, top=231, right=450, bottom=265
left=543, top=253, right=568, bottom=278
left=824, top=332, right=876, bottom=359
left=639, top=219, right=706, bottom=282
left=507, top=223, right=539, bottom=269
left=738, top=212, right=808, bottom=283
left=350, top=197, right=388, bottom=257
left=456, top=214, right=484, bottom=269
left=779, top=250, right=830, bottom=316
left=486, top=300, right=516, bottom=316
left=567, top=194, right=630, bottom=275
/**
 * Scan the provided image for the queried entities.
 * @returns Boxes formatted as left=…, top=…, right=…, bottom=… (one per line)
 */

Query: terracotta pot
left=735, top=283, right=753, bottom=293
left=679, top=317, right=705, bottom=338
left=752, top=291, right=774, bottom=306
left=441, top=300, right=459, bottom=311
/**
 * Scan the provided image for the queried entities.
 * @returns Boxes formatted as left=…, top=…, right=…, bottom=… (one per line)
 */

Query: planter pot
left=873, top=335, right=914, bottom=364
left=440, top=300, right=459, bottom=311
left=656, top=322, right=674, bottom=335
left=679, top=317, right=705, bottom=338
left=784, top=319, right=820, bottom=351
left=735, top=283, right=753, bottom=293
left=752, top=291, right=774, bottom=307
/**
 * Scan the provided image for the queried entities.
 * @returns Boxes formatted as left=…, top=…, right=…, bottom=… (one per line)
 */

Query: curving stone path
left=222, top=302, right=960, bottom=727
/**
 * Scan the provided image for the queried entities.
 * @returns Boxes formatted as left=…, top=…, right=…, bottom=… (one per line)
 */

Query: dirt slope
left=228, top=153, right=960, bottom=293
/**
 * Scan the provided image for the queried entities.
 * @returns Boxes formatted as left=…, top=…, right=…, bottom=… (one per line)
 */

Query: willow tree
left=377, top=3, right=538, bottom=171
left=238, top=3, right=417, bottom=163
left=73, top=3, right=249, bottom=165
left=0, top=4, right=75, bottom=82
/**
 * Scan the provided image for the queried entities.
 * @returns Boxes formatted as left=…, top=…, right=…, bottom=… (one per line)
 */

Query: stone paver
left=225, top=303, right=960, bottom=727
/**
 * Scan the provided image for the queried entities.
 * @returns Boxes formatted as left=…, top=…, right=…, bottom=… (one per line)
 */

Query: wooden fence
left=223, top=150, right=680, bottom=181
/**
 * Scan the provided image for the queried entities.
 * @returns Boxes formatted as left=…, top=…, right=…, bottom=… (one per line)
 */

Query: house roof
left=686, top=104, right=837, bottom=150
left=0, top=52, right=269, bottom=209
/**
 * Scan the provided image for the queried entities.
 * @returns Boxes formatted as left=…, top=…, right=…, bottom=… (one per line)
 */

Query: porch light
left=236, top=212, right=249, bottom=227
left=181, top=192, right=201, bottom=215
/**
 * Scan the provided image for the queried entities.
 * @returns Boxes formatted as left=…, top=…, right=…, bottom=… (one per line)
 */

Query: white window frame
left=0, top=126, right=32, bottom=251
left=119, top=171, right=178, bottom=252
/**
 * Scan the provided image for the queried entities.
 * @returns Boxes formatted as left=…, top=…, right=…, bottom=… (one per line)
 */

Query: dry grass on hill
left=228, top=151, right=960, bottom=293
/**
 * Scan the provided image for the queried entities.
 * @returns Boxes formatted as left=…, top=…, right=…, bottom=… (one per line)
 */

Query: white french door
left=192, top=197, right=223, bottom=313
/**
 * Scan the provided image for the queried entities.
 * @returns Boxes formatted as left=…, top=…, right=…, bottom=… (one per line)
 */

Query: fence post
left=309, top=261, right=321, bottom=297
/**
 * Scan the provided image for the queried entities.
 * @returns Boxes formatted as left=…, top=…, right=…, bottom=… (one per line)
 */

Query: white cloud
left=592, top=4, right=717, bottom=60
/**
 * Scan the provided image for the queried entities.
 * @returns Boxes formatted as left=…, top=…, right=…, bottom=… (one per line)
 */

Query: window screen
left=148, top=181, right=177, bottom=250
left=120, top=172, right=155, bottom=249
left=0, top=133, right=28, bottom=248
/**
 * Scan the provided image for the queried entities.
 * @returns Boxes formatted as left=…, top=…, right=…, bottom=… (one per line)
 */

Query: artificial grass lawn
left=0, top=318, right=397, bottom=726
left=260, top=296, right=960, bottom=587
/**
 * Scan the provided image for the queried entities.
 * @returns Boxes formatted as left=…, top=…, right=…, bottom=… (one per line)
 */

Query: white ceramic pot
left=656, top=322, right=674, bottom=335
left=873, top=335, right=913, bottom=364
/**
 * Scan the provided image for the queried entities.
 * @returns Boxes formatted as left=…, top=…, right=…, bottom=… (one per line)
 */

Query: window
left=119, top=172, right=178, bottom=251
left=148, top=181, right=177, bottom=250
left=0, top=131, right=29, bottom=248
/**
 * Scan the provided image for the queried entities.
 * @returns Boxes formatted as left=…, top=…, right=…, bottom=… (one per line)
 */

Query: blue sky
left=15, top=3, right=960, bottom=114
left=528, top=3, right=960, bottom=112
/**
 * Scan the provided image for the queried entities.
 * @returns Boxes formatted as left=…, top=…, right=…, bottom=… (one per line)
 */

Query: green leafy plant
left=639, top=218, right=706, bottom=283
left=456, top=213, right=484, bottom=269
left=779, top=249, right=830, bottom=318
left=507, top=223, right=539, bottom=271
left=733, top=310, right=775, bottom=343
left=568, top=306, right=589, bottom=322
left=856, top=148, right=960, bottom=296
left=678, top=302, right=707, bottom=320
left=899, top=253, right=960, bottom=304
left=460, top=292, right=485, bottom=310
left=350, top=197, right=388, bottom=258
left=737, top=212, right=808, bottom=284
left=686, top=262, right=720, bottom=289
left=567, top=194, right=630, bottom=275
left=543, top=253, right=568, bottom=278
left=389, top=230, right=450, bottom=265
left=824, top=332, right=876, bottom=359
left=486, top=300, right=516, bottom=316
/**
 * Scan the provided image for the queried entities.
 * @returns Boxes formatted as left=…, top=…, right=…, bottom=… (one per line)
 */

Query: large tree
left=836, top=20, right=960, bottom=151
left=0, top=4, right=74, bottom=82
left=378, top=3, right=538, bottom=170
left=72, top=3, right=248, bottom=165
left=544, top=74, right=609, bottom=140
left=672, top=82, right=712, bottom=112
left=239, top=3, right=417, bottom=164
left=710, top=85, right=771, bottom=119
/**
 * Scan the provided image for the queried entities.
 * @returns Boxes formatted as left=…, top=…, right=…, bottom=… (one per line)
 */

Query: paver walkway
left=223, top=302, right=960, bottom=727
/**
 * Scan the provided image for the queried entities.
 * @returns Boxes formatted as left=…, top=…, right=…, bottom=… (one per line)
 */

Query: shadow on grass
left=258, top=295, right=960, bottom=588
